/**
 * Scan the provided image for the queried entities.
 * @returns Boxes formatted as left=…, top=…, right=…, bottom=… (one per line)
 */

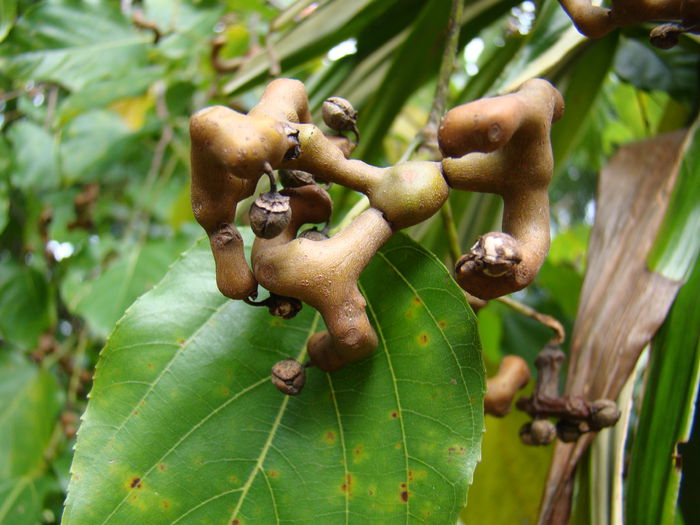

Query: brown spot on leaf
left=408, top=470, right=414, bottom=482
left=229, top=475, right=238, bottom=484
left=158, top=463, right=167, bottom=472
left=232, top=520, right=241, bottom=525
left=268, top=469, right=279, bottom=478
left=401, top=491, right=409, bottom=502
left=418, top=333, right=429, bottom=346
left=323, top=431, right=336, bottom=444
left=353, top=445, right=364, bottom=461
left=412, top=296, right=422, bottom=306
left=438, top=321, right=447, bottom=328
left=390, top=411, right=399, bottom=419
left=130, top=477, right=142, bottom=489
left=340, top=473, right=354, bottom=497
left=162, top=500, right=170, bottom=510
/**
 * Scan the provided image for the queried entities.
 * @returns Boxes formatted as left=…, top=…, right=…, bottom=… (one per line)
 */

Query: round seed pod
left=649, top=23, right=681, bottom=48
left=322, top=97, right=359, bottom=137
left=271, top=358, right=306, bottom=396
left=249, top=191, right=291, bottom=239
left=530, top=419, right=557, bottom=445
left=279, top=169, right=315, bottom=188
left=266, top=294, right=302, bottom=319
left=590, top=399, right=621, bottom=430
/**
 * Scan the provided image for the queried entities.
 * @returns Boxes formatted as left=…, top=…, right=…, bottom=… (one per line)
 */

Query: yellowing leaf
left=110, top=93, right=154, bottom=131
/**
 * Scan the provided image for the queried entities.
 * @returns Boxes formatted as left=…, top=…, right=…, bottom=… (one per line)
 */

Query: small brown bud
left=279, top=169, right=315, bottom=188
left=590, top=399, right=621, bottom=430
left=322, top=97, right=359, bottom=139
left=271, top=358, right=306, bottom=396
left=249, top=191, right=291, bottom=239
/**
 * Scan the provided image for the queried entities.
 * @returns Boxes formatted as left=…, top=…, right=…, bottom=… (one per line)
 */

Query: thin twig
left=67, top=327, right=88, bottom=408
left=423, top=0, right=464, bottom=154
left=133, top=9, right=163, bottom=43
left=441, top=199, right=462, bottom=267
left=265, top=35, right=281, bottom=77
left=211, top=35, right=245, bottom=73
left=496, top=295, right=566, bottom=344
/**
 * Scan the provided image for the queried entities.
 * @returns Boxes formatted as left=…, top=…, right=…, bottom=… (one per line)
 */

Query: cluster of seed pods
left=189, top=77, right=564, bottom=389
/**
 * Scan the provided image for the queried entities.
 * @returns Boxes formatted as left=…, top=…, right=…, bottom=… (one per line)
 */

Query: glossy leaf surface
left=64, top=232, right=484, bottom=524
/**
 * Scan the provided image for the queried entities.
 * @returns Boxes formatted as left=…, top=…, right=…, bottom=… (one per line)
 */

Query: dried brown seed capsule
left=649, top=23, right=682, bottom=49
left=249, top=191, right=291, bottom=239
left=520, top=419, right=556, bottom=446
left=519, top=422, right=535, bottom=446
left=322, top=97, right=359, bottom=140
left=589, top=399, right=621, bottom=430
left=279, top=169, right=315, bottom=188
left=556, top=419, right=584, bottom=443
left=266, top=294, right=303, bottom=319
left=298, top=227, right=329, bottom=242
left=271, top=358, right=306, bottom=395
left=457, top=232, right=523, bottom=278
left=283, top=125, right=301, bottom=161
left=530, top=419, right=557, bottom=445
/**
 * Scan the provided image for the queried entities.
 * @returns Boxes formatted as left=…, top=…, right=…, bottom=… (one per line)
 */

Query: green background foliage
left=1, top=0, right=699, bottom=523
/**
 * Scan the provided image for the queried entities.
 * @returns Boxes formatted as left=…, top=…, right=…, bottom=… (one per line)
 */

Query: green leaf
left=224, top=0, right=402, bottom=95
left=0, top=0, right=16, bottom=43
left=625, top=257, right=700, bottom=525
left=1, top=2, right=149, bottom=91
left=353, top=0, right=450, bottom=163
left=7, top=119, right=60, bottom=192
left=0, top=353, right=63, bottom=524
left=551, top=33, right=618, bottom=176
left=648, top=118, right=700, bottom=282
left=57, top=67, right=164, bottom=125
left=614, top=35, right=700, bottom=106
left=61, top=234, right=195, bottom=339
left=64, top=232, right=484, bottom=524
left=497, top=0, right=585, bottom=91
left=0, top=136, right=10, bottom=234
left=59, top=109, right=134, bottom=185
left=0, top=261, right=54, bottom=350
